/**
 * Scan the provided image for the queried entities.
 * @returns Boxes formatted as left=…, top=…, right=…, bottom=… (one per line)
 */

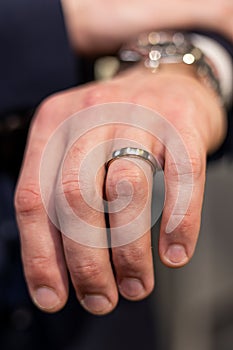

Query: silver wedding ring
left=106, top=147, right=158, bottom=174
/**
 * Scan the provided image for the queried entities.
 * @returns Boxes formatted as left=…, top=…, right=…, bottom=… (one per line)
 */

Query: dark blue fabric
left=0, top=0, right=78, bottom=114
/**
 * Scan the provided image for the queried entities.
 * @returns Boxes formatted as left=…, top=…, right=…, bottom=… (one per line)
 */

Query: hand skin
left=15, top=64, right=226, bottom=315
left=61, top=0, right=233, bottom=54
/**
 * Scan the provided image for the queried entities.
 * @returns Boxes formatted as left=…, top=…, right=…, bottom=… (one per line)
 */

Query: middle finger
left=58, top=139, right=119, bottom=315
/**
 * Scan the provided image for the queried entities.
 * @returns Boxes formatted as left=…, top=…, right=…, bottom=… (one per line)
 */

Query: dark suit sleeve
left=0, top=0, right=78, bottom=113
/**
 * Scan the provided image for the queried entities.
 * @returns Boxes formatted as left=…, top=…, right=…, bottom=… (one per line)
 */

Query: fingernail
left=164, top=244, right=188, bottom=264
left=81, top=295, right=112, bottom=314
left=119, top=278, right=145, bottom=298
left=33, top=287, right=60, bottom=310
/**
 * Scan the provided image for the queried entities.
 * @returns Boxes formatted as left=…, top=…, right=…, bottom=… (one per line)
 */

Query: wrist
left=61, top=0, right=119, bottom=54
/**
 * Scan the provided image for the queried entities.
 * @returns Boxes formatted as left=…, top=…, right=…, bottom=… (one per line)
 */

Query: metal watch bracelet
left=118, top=31, right=223, bottom=105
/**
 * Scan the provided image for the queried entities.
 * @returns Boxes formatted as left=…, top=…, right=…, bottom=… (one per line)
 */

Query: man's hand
left=61, top=0, right=233, bottom=54
left=15, top=64, right=226, bottom=315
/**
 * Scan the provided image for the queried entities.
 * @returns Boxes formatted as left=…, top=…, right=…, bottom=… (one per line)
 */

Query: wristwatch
left=118, top=31, right=231, bottom=107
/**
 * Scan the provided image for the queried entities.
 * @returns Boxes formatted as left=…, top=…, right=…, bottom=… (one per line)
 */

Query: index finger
left=15, top=97, right=74, bottom=312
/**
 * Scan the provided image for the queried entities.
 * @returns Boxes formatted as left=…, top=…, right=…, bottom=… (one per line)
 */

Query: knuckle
left=61, top=174, right=93, bottom=205
left=23, top=254, right=54, bottom=283
left=15, top=185, right=43, bottom=215
left=61, top=145, right=95, bottom=204
left=62, top=177, right=83, bottom=199
left=71, top=260, right=105, bottom=285
left=107, top=165, right=147, bottom=201
left=58, top=168, right=102, bottom=221
left=165, top=159, right=178, bottom=178
left=189, top=156, right=204, bottom=180
left=166, top=155, right=204, bottom=182
left=114, top=245, right=146, bottom=270
left=171, top=213, right=198, bottom=238
left=178, top=216, right=193, bottom=236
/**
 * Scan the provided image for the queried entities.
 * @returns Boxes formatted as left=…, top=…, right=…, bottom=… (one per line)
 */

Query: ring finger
left=106, top=155, right=155, bottom=300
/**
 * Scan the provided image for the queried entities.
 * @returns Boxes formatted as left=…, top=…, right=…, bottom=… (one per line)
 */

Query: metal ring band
left=106, top=147, right=158, bottom=174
